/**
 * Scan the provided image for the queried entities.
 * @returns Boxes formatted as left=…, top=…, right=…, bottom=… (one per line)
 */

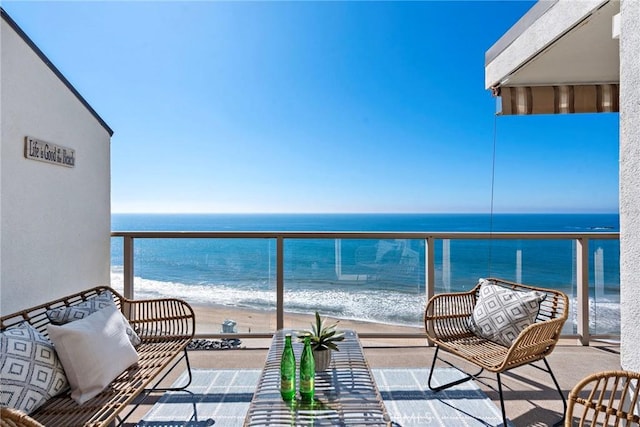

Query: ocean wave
left=567, top=295, right=620, bottom=335
left=111, top=269, right=621, bottom=334
left=111, top=269, right=425, bottom=327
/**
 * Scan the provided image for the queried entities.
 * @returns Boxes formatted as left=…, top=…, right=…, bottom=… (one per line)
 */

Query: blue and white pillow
left=46, top=291, right=141, bottom=347
left=0, top=322, right=69, bottom=414
left=468, top=279, right=546, bottom=347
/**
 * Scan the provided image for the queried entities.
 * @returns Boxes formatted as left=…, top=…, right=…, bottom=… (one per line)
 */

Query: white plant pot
left=313, top=349, right=332, bottom=372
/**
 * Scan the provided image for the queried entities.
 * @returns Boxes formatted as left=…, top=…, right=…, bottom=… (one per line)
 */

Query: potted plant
left=300, top=311, right=345, bottom=371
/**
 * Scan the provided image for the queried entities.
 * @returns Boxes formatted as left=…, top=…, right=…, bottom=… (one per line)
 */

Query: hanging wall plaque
left=24, top=136, right=75, bottom=168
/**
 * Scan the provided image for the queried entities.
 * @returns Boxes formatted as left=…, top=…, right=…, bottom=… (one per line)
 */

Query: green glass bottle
left=280, top=334, right=296, bottom=401
left=299, top=334, right=315, bottom=402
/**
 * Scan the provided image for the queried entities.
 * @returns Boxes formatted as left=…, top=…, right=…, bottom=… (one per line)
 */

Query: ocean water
left=110, top=213, right=620, bottom=334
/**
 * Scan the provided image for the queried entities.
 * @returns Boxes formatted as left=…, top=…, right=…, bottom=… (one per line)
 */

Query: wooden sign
left=24, top=136, right=75, bottom=168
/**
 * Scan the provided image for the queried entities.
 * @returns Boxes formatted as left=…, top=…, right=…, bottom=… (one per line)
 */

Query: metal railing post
left=276, top=236, right=284, bottom=330
left=425, top=236, right=435, bottom=342
left=425, top=236, right=435, bottom=301
left=123, top=236, right=134, bottom=299
left=576, top=237, right=590, bottom=345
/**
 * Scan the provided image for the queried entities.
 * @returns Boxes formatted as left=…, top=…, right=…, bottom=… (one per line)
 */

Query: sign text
left=24, top=136, right=75, bottom=168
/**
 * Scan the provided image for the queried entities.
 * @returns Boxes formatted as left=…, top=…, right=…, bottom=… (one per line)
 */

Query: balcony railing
left=111, top=231, right=619, bottom=345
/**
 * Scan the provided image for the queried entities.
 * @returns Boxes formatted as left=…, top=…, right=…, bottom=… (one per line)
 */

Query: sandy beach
left=189, top=302, right=426, bottom=348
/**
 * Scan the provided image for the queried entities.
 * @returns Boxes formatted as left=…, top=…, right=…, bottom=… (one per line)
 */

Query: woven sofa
left=0, top=286, right=195, bottom=427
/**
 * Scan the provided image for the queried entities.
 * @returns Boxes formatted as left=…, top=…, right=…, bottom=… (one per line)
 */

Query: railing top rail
left=111, top=230, right=619, bottom=240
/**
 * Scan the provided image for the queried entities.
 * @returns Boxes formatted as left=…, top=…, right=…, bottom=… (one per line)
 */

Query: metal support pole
left=123, top=236, right=134, bottom=299
left=425, top=236, right=436, bottom=342
left=576, top=237, right=590, bottom=346
left=276, top=236, right=284, bottom=330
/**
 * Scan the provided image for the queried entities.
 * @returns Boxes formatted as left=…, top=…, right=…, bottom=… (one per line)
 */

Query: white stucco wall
left=1, top=14, right=112, bottom=314
left=619, top=0, right=640, bottom=372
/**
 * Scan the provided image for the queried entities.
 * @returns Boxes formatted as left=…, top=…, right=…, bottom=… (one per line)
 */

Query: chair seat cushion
left=468, top=279, right=545, bottom=347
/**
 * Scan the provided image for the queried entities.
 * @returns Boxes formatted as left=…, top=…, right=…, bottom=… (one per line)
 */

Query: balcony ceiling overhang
left=485, top=0, right=620, bottom=115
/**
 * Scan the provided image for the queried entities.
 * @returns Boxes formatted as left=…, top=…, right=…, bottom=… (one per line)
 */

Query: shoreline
left=109, top=283, right=426, bottom=340
left=190, top=302, right=424, bottom=334
left=188, top=302, right=425, bottom=348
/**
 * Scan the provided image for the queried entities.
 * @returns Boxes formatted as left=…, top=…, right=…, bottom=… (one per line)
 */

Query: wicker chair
left=0, top=407, right=44, bottom=427
left=424, top=277, right=569, bottom=427
left=565, top=370, right=640, bottom=426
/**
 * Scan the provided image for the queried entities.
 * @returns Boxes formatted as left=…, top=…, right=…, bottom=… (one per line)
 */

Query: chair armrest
left=0, top=407, right=45, bottom=427
left=424, top=288, right=478, bottom=341
left=567, top=370, right=640, bottom=426
left=120, top=296, right=196, bottom=341
left=501, top=317, right=566, bottom=370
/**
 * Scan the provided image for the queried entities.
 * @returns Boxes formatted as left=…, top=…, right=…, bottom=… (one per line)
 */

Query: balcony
left=143, top=337, right=617, bottom=427
left=110, top=230, right=622, bottom=426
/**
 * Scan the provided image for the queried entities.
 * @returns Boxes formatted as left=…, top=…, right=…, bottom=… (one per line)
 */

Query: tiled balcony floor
left=125, top=338, right=620, bottom=427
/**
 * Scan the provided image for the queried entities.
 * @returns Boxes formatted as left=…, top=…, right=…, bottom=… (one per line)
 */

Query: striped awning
left=495, top=84, right=619, bottom=115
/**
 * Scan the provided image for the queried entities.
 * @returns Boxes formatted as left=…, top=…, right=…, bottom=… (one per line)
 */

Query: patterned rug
left=138, top=368, right=512, bottom=426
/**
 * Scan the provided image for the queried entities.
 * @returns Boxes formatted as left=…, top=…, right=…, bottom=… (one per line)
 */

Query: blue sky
left=4, top=1, right=619, bottom=214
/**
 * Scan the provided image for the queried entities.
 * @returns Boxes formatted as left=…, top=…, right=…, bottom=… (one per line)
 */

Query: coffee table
left=244, top=329, right=391, bottom=426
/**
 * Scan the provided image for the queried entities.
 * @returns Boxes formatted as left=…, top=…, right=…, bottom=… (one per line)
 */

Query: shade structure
left=495, top=84, right=619, bottom=115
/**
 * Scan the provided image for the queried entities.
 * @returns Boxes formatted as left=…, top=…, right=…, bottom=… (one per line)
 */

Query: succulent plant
left=300, top=311, right=345, bottom=352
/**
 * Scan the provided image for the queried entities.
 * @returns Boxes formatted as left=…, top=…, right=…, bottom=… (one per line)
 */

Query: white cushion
left=47, top=304, right=139, bottom=404
left=46, top=290, right=141, bottom=347
left=468, top=279, right=545, bottom=347
left=0, top=322, right=69, bottom=414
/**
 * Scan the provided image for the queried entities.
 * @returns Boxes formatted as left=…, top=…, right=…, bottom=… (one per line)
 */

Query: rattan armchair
left=566, top=370, right=640, bottom=426
left=0, top=407, right=44, bottom=427
left=424, top=277, right=569, bottom=427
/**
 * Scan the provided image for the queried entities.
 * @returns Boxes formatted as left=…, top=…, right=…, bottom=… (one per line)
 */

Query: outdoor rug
left=137, top=368, right=512, bottom=427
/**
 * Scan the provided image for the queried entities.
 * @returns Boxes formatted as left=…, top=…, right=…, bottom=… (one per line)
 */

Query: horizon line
left=110, top=211, right=620, bottom=215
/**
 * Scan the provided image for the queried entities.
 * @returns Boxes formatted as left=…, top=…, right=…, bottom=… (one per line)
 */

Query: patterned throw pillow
left=468, top=279, right=546, bottom=347
left=0, top=322, right=69, bottom=414
left=46, top=290, right=112, bottom=324
left=45, top=291, right=141, bottom=347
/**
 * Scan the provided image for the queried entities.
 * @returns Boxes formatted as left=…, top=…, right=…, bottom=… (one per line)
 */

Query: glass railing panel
left=434, top=239, right=576, bottom=290
left=486, top=239, right=576, bottom=287
left=589, top=239, right=620, bottom=335
left=111, top=232, right=620, bottom=342
left=434, top=239, right=491, bottom=293
left=282, top=238, right=426, bottom=332
left=439, top=239, right=578, bottom=334
left=110, top=237, right=277, bottom=335
left=110, top=236, right=123, bottom=280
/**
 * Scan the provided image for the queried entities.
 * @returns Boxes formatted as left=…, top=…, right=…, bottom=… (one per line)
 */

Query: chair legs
left=540, top=357, right=566, bottom=427
left=496, top=372, right=507, bottom=427
left=155, top=348, right=194, bottom=391
left=428, top=346, right=566, bottom=427
left=427, top=345, right=484, bottom=391
left=115, top=349, right=193, bottom=426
